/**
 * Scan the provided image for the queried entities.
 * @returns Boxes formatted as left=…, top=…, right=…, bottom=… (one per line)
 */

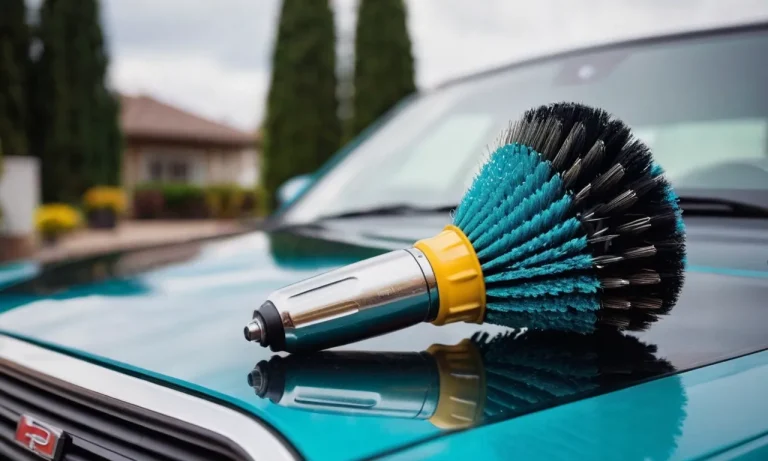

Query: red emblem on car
left=14, top=415, right=66, bottom=460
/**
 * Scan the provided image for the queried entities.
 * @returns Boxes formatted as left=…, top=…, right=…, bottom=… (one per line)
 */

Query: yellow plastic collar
left=414, top=225, right=486, bottom=326
left=427, top=339, right=486, bottom=429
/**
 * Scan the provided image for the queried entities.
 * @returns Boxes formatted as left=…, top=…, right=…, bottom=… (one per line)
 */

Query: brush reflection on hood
left=247, top=328, right=687, bottom=458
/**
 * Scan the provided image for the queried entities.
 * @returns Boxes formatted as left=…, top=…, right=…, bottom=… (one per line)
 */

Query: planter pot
left=87, top=209, right=117, bottom=229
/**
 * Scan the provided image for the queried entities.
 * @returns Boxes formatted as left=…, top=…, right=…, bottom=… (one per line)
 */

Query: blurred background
left=0, top=0, right=767, bottom=264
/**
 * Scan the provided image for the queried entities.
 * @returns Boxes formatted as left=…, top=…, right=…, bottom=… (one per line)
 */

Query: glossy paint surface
left=0, top=215, right=766, bottom=460
left=380, top=348, right=768, bottom=460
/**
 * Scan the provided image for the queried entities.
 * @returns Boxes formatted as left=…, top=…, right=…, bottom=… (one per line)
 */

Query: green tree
left=29, top=0, right=122, bottom=203
left=262, top=0, right=340, bottom=211
left=0, top=0, right=30, bottom=158
left=349, top=0, right=415, bottom=139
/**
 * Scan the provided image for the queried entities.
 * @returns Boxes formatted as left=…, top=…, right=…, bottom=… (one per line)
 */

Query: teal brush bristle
left=453, top=102, right=686, bottom=333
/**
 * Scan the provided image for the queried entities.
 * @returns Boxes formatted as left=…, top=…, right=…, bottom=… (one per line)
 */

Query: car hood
left=1, top=218, right=768, bottom=460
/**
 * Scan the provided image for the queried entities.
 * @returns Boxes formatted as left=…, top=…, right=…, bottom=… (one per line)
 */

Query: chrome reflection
left=247, top=329, right=687, bottom=437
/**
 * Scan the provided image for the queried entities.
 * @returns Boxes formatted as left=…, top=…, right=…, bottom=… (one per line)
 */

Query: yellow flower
left=83, top=186, right=127, bottom=214
left=35, top=204, right=82, bottom=235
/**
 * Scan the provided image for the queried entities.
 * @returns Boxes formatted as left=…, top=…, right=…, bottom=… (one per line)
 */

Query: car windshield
left=284, top=26, right=768, bottom=223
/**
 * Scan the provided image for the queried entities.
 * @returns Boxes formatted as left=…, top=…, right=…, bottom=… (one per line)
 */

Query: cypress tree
left=262, top=0, right=340, bottom=211
left=0, top=0, right=30, bottom=158
left=349, top=0, right=415, bottom=139
left=29, top=0, right=122, bottom=203
left=99, top=93, right=122, bottom=186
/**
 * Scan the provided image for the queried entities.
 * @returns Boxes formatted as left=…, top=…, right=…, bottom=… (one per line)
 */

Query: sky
left=102, top=0, right=768, bottom=132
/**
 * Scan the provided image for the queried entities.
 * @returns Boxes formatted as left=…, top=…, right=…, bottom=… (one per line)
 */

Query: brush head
left=453, top=102, right=686, bottom=333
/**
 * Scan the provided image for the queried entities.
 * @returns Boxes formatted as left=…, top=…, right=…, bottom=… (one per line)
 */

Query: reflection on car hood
left=0, top=219, right=767, bottom=460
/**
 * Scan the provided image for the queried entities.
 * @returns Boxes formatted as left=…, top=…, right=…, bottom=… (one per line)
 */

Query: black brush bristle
left=487, top=101, right=686, bottom=331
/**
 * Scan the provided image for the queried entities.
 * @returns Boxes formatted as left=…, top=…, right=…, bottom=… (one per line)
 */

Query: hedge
left=133, top=183, right=262, bottom=220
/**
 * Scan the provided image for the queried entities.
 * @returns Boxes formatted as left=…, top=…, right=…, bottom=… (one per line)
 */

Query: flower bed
left=133, top=183, right=262, bottom=220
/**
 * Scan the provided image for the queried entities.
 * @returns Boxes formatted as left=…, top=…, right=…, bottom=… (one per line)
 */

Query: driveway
left=35, top=220, right=253, bottom=264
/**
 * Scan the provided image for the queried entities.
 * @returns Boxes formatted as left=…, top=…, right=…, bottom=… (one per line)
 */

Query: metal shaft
left=245, top=248, right=438, bottom=353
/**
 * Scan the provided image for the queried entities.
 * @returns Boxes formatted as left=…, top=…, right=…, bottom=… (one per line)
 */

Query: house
left=120, top=95, right=260, bottom=192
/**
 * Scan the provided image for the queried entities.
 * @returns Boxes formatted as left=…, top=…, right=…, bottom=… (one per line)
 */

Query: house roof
left=120, top=95, right=258, bottom=148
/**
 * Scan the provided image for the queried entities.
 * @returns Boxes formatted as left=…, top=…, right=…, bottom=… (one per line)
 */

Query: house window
left=145, top=155, right=194, bottom=183
left=149, top=161, right=163, bottom=181
left=169, top=162, right=189, bottom=181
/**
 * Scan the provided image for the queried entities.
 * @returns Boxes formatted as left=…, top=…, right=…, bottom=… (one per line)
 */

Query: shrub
left=83, top=186, right=127, bottom=215
left=254, top=184, right=270, bottom=217
left=241, top=189, right=257, bottom=215
left=161, top=183, right=208, bottom=219
left=35, top=203, right=81, bottom=238
left=205, top=183, right=246, bottom=219
left=132, top=187, right=164, bottom=219
left=133, top=183, right=209, bottom=219
left=133, top=183, right=267, bottom=219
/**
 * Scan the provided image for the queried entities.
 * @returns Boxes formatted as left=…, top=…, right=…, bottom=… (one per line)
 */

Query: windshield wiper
left=317, top=203, right=457, bottom=220
left=678, top=196, right=768, bottom=218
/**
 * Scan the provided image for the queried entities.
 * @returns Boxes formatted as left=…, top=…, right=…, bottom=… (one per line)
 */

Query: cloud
left=103, top=0, right=280, bottom=72
left=111, top=53, right=269, bottom=130
left=103, top=0, right=280, bottom=130
left=406, top=0, right=768, bottom=86
left=104, top=0, right=768, bottom=131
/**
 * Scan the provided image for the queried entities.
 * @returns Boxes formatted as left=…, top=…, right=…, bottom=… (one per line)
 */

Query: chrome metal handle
left=245, top=248, right=438, bottom=353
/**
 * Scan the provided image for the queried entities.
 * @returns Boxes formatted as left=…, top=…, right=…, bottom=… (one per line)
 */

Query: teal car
left=2, top=21, right=768, bottom=461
